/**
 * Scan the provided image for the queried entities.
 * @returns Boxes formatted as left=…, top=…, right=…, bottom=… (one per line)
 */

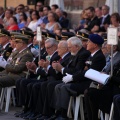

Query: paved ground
left=0, top=106, right=74, bottom=120
left=0, top=106, right=23, bottom=120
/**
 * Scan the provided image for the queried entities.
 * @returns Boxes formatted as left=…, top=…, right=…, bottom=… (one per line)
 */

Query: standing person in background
left=28, top=10, right=39, bottom=32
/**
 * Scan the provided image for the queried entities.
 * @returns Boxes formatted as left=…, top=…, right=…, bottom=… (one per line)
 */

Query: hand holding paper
left=62, top=73, right=73, bottom=83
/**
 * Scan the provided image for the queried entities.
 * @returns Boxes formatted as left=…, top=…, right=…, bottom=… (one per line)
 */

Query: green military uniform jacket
left=0, top=47, right=33, bottom=87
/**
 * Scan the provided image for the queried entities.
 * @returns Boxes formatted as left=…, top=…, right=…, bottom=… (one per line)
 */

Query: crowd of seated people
left=0, top=2, right=120, bottom=120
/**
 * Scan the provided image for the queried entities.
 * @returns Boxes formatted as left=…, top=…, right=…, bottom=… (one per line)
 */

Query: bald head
left=57, top=40, right=69, bottom=57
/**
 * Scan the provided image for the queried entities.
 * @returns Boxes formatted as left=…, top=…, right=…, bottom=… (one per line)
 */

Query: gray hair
left=67, top=37, right=83, bottom=48
left=103, top=5, right=110, bottom=11
left=45, top=38, right=58, bottom=46
left=59, top=40, right=68, bottom=47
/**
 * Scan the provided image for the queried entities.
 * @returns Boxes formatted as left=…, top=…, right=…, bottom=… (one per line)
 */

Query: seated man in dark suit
left=14, top=38, right=60, bottom=118
left=31, top=37, right=90, bottom=120
left=33, top=40, right=71, bottom=120
left=99, top=5, right=110, bottom=32
left=15, top=34, right=47, bottom=108
left=84, top=60, right=120, bottom=120
left=53, top=34, right=106, bottom=120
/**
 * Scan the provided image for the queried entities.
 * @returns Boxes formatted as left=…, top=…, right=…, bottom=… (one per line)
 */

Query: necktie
left=59, top=58, right=63, bottom=63
left=102, top=56, right=111, bottom=72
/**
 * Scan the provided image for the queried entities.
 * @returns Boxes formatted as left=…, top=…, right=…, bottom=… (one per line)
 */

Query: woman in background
left=18, top=12, right=27, bottom=29
left=28, top=10, right=39, bottom=32
left=7, top=16, right=19, bottom=31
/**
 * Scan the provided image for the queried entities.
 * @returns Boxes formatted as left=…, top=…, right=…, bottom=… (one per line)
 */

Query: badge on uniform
left=6, top=52, right=10, bottom=57
left=7, top=57, right=12, bottom=63
left=15, top=58, right=20, bottom=65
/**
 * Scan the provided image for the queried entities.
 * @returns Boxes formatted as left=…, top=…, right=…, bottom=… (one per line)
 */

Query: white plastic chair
left=67, top=94, right=85, bottom=120
left=0, top=86, right=16, bottom=112
left=109, top=103, right=114, bottom=120
left=74, top=94, right=84, bottom=120
left=100, top=102, right=114, bottom=120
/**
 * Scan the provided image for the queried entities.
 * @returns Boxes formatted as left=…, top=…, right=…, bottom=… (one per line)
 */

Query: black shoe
left=23, top=113, right=34, bottom=119
left=45, top=115, right=57, bottom=120
left=36, top=116, right=48, bottom=120
left=14, top=111, right=25, bottom=117
left=20, top=111, right=31, bottom=118
left=29, top=114, right=42, bottom=120
left=55, top=116, right=68, bottom=120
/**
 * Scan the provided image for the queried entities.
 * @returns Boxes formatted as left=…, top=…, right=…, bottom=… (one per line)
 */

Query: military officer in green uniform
left=0, top=35, right=33, bottom=87
left=0, top=29, right=13, bottom=71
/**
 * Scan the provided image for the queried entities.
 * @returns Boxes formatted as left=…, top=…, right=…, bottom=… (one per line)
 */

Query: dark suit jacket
left=36, top=51, right=60, bottom=78
left=100, top=14, right=110, bottom=32
left=63, top=47, right=90, bottom=76
left=59, top=17, right=69, bottom=28
left=72, top=49, right=106, bottom=82
left=30, top=47, right=48, bottom=78
left=48, top=52, right=71, bottom=80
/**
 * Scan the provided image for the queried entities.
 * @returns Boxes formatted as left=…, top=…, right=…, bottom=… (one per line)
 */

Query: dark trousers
left=113, top=94, right=120, bottom=120
left=28, top=80, right=44, bottom=112
left=35, top=77, right=56, bottom=114
left=16, top=78, right=37, bottom=106
left=43, top=80, right=62, bottom=116
left=84, top=87, right=113, bottom=120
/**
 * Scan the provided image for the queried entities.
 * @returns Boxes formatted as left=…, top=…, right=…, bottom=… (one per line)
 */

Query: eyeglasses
left=57, top=47, right=66, bottom=49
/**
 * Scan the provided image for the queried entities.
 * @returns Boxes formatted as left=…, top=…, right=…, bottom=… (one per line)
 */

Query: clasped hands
left=26, top=59, right=50, bottom=73
left=52, top=61, right=63, bottom=72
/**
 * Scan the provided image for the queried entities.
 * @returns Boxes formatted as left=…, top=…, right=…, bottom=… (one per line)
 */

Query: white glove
left=62, top=73, right=73, bottom=84
left=0, top=56, right=7, bottom=68
left=31, top=48, right=39, bottom=58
